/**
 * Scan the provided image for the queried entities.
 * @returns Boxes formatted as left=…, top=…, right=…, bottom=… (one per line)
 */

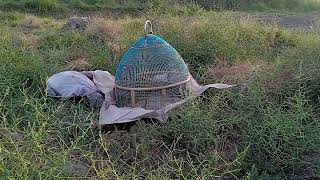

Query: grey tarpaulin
left=46, top=70, right=236, bottom=125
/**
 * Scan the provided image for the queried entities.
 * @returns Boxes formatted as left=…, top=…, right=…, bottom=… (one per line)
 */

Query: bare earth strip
left=251, top=15, right=320, bottom=29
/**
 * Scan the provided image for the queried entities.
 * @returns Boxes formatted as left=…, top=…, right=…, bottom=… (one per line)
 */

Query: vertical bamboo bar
left=131, top=90, right=136, bottom=108
left=161, top=88, right=167, bottom=106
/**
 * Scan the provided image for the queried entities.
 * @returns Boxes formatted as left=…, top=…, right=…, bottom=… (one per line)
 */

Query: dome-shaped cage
left=115, top=21, right=193, bottom=110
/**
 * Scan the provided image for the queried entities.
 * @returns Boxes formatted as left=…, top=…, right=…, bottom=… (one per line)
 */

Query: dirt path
left=251, top=15, right=320, bottom=29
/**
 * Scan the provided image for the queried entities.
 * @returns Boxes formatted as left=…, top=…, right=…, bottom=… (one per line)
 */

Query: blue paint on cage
left=132, top=34, right=168, bottom=48
left=115, top=34, right=169, bottom=79
left=115, top=33, right=189, bottom=87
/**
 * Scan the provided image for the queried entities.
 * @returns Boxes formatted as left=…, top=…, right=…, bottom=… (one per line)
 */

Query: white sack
left=46, top=71, right=236, bottom=125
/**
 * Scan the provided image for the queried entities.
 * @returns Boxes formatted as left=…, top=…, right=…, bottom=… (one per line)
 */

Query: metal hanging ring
left=144, top=20, right=153, bottom=35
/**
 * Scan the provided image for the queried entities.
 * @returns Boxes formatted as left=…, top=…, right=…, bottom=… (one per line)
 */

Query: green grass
left=1, top=2, right=320, bottom=179
left=0, top=0, right=319, bottom=14
left=0, top=0, right=159, bottom=13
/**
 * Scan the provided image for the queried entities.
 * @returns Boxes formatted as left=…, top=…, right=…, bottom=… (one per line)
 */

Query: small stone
left=63, top=16, right=89, bottom=31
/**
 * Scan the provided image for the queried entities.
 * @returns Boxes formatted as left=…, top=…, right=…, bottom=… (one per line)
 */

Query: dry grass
left=87, top=19, right=123, bottom=43
left=201, top=58, right=268, bottom=84
left=11, top=30, right=40, bottom=50
left=86, top=19, right=124, bottom=64
left=17, top=15, right=43, bottom=30
left=65, top=50, right=90, bottom=71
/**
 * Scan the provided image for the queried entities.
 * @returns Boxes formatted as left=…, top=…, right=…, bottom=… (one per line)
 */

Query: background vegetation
left=0, top=0, right=320, bottom=179
left=1, top=0, right=320, bottom=13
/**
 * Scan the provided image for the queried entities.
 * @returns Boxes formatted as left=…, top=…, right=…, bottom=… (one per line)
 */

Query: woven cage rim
left=131, top=43, right=169, bottom=49
left=115, top=75, right=192, bottom=91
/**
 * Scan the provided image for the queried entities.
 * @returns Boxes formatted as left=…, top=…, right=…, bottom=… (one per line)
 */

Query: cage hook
left=144, top=20, right=153, bottom=36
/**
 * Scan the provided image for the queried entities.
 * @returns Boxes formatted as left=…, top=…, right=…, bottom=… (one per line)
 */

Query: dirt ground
left=251, top=15, right=320, bottom=29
